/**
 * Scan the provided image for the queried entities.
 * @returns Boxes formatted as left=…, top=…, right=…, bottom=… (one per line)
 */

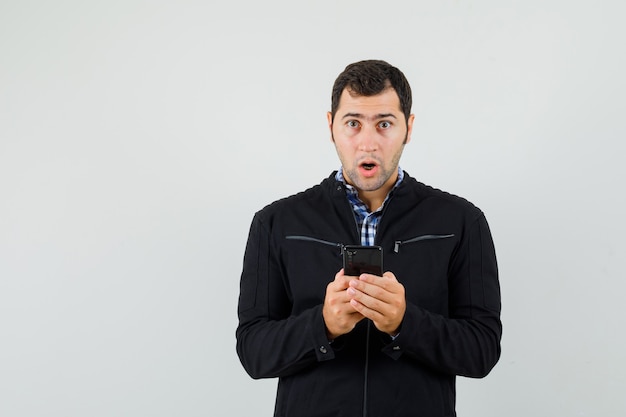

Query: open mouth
left=361, top=163, right=376, bottom=171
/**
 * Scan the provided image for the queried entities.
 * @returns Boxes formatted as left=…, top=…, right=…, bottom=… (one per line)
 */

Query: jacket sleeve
left=383, top=212, right=502, bottom=378
left=235, top=213, right=335, bottom=379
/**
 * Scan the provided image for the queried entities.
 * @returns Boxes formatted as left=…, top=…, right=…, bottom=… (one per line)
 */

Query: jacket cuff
left=381, top=310, right=413, bottom=360
left=381, top=334, right=404, bottom=360
left=311, top=305, right=336, bottom=362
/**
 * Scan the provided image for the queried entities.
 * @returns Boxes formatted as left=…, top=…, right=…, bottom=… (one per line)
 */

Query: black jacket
left=236, top=171, right=502, bottom=417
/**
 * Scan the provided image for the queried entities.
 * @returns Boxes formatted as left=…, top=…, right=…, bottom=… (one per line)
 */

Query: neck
left=357, top=191, right=386, bottom=212
left=357, top=178, right=396, bottom=212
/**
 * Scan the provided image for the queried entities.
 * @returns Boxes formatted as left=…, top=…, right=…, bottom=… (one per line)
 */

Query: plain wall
left=1, top=1, right=625, bottom=416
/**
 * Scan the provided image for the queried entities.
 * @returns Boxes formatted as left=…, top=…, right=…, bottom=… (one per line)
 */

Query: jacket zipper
left=287, top=233, right=369, bottom=416
left=362, top=320, right=371, bottom=417
left=285, top=235, right=345, bottom=253
left=393, top=234, right=455, bottom=253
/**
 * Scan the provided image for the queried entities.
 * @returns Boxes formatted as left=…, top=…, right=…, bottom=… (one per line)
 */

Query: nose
left=358, top=125, right=378, bottom=152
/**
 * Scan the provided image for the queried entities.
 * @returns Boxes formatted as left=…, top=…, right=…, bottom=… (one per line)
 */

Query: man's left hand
left=346, top=271, right=406, bottom=336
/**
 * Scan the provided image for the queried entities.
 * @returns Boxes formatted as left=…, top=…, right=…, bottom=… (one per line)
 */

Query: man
left=236, top=60, right=502, bottom=417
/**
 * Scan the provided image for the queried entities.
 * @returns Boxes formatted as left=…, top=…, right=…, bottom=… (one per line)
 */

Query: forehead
left=336, top=87, right=403, bottom=118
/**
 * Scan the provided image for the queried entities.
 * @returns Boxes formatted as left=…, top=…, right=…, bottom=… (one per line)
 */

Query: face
left=328, top=87, right=414, bottom=199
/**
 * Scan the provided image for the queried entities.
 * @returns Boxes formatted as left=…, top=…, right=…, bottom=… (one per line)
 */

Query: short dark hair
left=330, top=60, right=412, bottom=123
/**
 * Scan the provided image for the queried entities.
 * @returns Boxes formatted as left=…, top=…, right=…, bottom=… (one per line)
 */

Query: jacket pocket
left=285, top=235, right=344, bottom=255
left=283, top=235, right=345, bottom=312
left=393, top=234, right=455, bottom=253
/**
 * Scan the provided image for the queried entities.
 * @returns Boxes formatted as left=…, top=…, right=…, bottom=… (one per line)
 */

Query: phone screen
left=342, top=245, right=383, bottom=276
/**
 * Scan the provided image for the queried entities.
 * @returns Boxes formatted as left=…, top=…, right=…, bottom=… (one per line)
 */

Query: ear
left=327, top=111, right=334, bottom=143
left=404, top=114, right=415, bottom=145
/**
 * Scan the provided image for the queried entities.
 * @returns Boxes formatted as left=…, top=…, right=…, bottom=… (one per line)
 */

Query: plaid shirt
left=335, top=167, right=404, bottom=246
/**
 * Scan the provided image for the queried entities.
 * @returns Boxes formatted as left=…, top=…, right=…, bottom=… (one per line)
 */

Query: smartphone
left=342, top=245, right=383, bottom=276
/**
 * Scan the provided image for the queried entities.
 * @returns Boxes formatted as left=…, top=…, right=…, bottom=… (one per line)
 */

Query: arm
left=235, top=214, right=336, bottom=379
left=383, top=213, right=502, bottom=378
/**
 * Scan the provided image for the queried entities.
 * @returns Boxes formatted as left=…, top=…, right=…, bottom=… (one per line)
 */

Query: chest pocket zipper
left=285, top=235, right=344, bottom=254
left=394, top=234, right=455, bottom=253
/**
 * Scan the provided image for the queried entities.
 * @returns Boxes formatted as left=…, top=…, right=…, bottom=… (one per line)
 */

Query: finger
left=358, top=272, right=399, bottom=290
left=354, top=274, right=404, bottom=300
left=349, top=278, right=389, bottom=302
left=349, top=297, right=384, bottom=322
left=349, top=294, right=404, bottom=335
left=328, top=269, right=351, bottom=291
left=349, top=281, right=405, bottom=315
left=347, top=286, right=386, bottom=316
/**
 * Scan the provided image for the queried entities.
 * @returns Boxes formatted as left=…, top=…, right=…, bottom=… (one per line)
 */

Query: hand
left=323, top=269, right=365, bottom=340
left=346, top=271, right=406, bottom=336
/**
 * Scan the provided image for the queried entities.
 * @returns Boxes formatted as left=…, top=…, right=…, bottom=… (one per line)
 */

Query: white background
left=1, top=1, right=625, bottom=416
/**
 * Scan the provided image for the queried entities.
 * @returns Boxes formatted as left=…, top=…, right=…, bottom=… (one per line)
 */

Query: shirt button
left=319, top=346, right=328, bottom=354
left=392, top=345, right=401, bottom=351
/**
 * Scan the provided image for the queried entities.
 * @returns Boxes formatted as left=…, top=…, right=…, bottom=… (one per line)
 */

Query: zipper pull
left=394, top=241, right=401, bottom=253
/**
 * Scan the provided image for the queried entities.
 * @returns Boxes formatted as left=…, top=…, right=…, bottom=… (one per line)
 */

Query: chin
left=355, top=179, right=386, bottom=192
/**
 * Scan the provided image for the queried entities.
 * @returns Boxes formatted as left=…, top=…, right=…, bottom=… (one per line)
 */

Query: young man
left=236, top=60, right=502, bottom=417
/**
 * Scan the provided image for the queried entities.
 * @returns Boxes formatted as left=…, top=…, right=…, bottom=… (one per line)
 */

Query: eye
left=347, top=120, right=360, bottom=128
left=378, top=121, right=392, bottom=129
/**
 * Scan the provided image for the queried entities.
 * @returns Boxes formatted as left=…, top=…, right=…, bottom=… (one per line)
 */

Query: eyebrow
left=341, top=112, right=398, bottom=121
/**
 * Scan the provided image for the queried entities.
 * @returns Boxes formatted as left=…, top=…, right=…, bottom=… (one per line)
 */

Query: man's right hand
left=322, top=269, right=365, bottom=340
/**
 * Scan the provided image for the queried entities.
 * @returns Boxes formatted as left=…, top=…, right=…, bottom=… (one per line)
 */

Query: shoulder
left=400, top=171, right=484, bottom=218
left=254, top=174, right=337, bottom=221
